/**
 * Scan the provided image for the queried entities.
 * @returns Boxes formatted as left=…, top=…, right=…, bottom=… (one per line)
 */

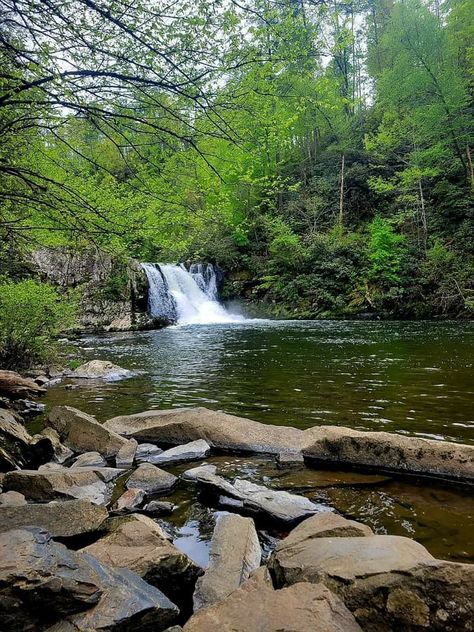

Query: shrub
left=0, top=280, right=76, bottom=369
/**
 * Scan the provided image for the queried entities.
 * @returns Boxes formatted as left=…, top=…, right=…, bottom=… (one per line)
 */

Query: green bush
left=0, top=280, right=76, bottom=369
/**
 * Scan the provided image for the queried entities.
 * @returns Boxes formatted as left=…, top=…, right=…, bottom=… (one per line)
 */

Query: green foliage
left=367, top=217, right=405, bottom=286
left=0, top=281, right=76, bottom=369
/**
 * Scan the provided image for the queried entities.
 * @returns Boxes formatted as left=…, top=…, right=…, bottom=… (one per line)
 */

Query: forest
left=1, top=0, right=473, bottom=365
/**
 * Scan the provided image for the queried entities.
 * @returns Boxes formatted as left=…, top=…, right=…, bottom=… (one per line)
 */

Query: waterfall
left=141, top=262, right=243, bottom=325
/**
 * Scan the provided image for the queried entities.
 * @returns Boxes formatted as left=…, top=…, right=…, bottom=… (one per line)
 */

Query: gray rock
left=142, top=500, right=175, bottom=517
left=135, top=442, right=163, bottom=463
left=184, top=566, right=362, bottom=632
left=0, top=408, right=53, bottom=471
left=270, top=534, right=474, bottom=631
left=0, top=499, right=108, bottom=537
left=3, top=467, right=123, bottom=505
left=81, top=514, right=201, bottom=613
left=37, top=427, right=74, bottom=463
left=276, top=451, right=304, bottom=470
left=69, top=360, right=135, bottom=381
left=183, top=465, right=328, bottom=525
left=150, top=440, right=211, bottom=466
left=115, top=438, right=137, bottom=468
left=193, top=513, right=261, bottom=611
left=0, top=490, right=26, bottom=506
left=126, top=463, right=177, bottom=495
left=48, top=406, right=129, bottom=457
left=71, top=451, right=107, bottom=468
left=276, top=513, right=373, bottom=550
left=111, top=488, right=146, bottom=514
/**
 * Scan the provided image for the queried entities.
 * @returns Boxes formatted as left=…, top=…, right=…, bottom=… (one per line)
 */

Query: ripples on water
left=46, top=319, right=474, bottom=443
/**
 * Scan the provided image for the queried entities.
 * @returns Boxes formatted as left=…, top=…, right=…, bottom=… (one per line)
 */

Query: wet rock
left=115, top=438, right=137, bottom=468
left=193, top=513, right=261, bottom=611
left=277, top=513, right=373, bottom=550
left=0, top=490, right=26, bottom=506
left=36, top=427, right=74, bottom=463
left=126, top=463, right=177, bottom=495
left=48, top=406, right=129, bottom=457
left=105, top=407, right=474, bottom=483
left=71, top=451, right=107, bottom=468
left=270, top=534, right=474, bottom=631
left=147, top=439, right=211, bottom=466
left=68, top=360, right=135, bottom=381
left=3, top=467, right=123, bottom=505
left=81, top=514, right=201, bottom=613
left=302, top=426, right=474, bottom=484
left=11, top=398, right=45, bottom=417
left=111, top=488, right=146, bottom=514
left=0, top=527, right=103, bottom=631
left=135, top=442, right=163, bottom=463
left=183, top=465, right=328, bottom=525
left=0, top=408, right=53, bottom=471
left=0, top=370, right=46, bottom=399
left=35, top=374, right=50, bottom=386
left=104, top=407, right=304, bottom=455
left=0, top=499, right=108, bottom=537
left=276, top=451, right=304, bottom=470
left=142, top=500, right=175, bottom=517
left=184, top=566, right=362, bottom=632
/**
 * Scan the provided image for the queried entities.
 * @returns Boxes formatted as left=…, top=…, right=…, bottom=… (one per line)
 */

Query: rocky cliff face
left=31, top=248, right=161, bottom=332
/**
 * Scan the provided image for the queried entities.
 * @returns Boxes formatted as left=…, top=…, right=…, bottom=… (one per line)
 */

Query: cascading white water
left=141, top=262, right=244, bottom=325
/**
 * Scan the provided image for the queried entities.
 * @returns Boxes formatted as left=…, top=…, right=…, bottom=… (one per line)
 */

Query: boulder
left=0, top=408, right=53, bottom=471
left=183, top=465, right=328, bottom=525
left=115, top=438, right=137, bottom=468
left=144, top=439, right=211, bottom=466
left=0, top=490, right=26, bottom=506
left=69, top=360, right=135, bottom=381
left=184, top=567, right=362, bottom=632
left=36, top=427, right=74, bottom=463
left=126, top=463, right=177, bottom=495
left=135, top=442, right=163, bottom=463
left=104, top=407, right=474, bottom=483
left=0, top=370, right=46, bottom=399
left=104, top=407, right=303, bottom=454
left=71, top=451, right=107, bottom=468
left=269, top=534, right=474, bottom=630
left=111, top=488, right=146, bottom=514
left=3, top=467, right=123, bottom=505
left=193, top=513, right=261, bottom=611
left=81, top=514, right=201, bottom=612
left=48, top=406, right=129, bottom=457
left=0, top=499, right=108, bottom=537
left=277, top=513, right=373, bottom=550
left=142, top=500, right=175, bottom=517
left=302, top=425, right=474, bottom=484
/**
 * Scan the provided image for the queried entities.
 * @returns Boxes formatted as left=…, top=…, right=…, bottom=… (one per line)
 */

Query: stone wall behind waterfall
left=31, top=247, right=165, bottom=332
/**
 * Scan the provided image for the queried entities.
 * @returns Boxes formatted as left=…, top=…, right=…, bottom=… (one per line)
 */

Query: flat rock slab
left=104, top=407, right=304, bottom=455
left=147, top=439, right=211, bottom=466
left=277, top=513, right=373, bottom=550
left=276, top=451, right=305, bottom=470
left=183, top=465, right=328, bottom=525
left=3, top=467, right=123, bottom=505
left=104, top=407, right=474, bottom=483
left=111, top=488, right=146, bottom=514
left=49, top=406, right=129, bottom=457
left=142, top=500, right=175, bottom=516
left=0, top=499, right=108, bottom=537
left=68, top=360, right=136, bottom=381
left=185, top=567, right=362, bottom=632
left=71, top=451, right=107, bottom=468
left=0, top=370, right=46, bottom=399
left=82, top=514, right=201, bottom=612
left=135, top=442, right=163, bottom=463
left=193, top=513, right=261, bottom=611
left=126, top=463, right=177, bottom=495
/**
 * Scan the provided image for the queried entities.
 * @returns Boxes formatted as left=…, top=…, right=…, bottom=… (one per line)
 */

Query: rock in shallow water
left=68, top=360, right=136, bottom=381
left=115, top=438, right=137, bottom=468
left=126, top=463, right=177, bottom=495
left=193, top=513, right=261, bottom=611
left=149, top=440, right=211, bottom=466
left=111, top=487, right=146, bottom=514
left=135, top=442, right=163, bottom=463
left=276, top=513, right=373, bottom=549
left=184, top=567, right=362, bottom=632
left=0, top=499, right=108, bottom=537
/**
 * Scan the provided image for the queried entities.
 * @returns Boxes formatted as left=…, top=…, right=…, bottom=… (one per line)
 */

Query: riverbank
left=1, top=403, right=473, bottom=631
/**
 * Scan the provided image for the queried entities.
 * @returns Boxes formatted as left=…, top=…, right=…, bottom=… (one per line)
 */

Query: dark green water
left=45, top=320, right=474, bottom=442
left=40, top=320, right=474, bottom=563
